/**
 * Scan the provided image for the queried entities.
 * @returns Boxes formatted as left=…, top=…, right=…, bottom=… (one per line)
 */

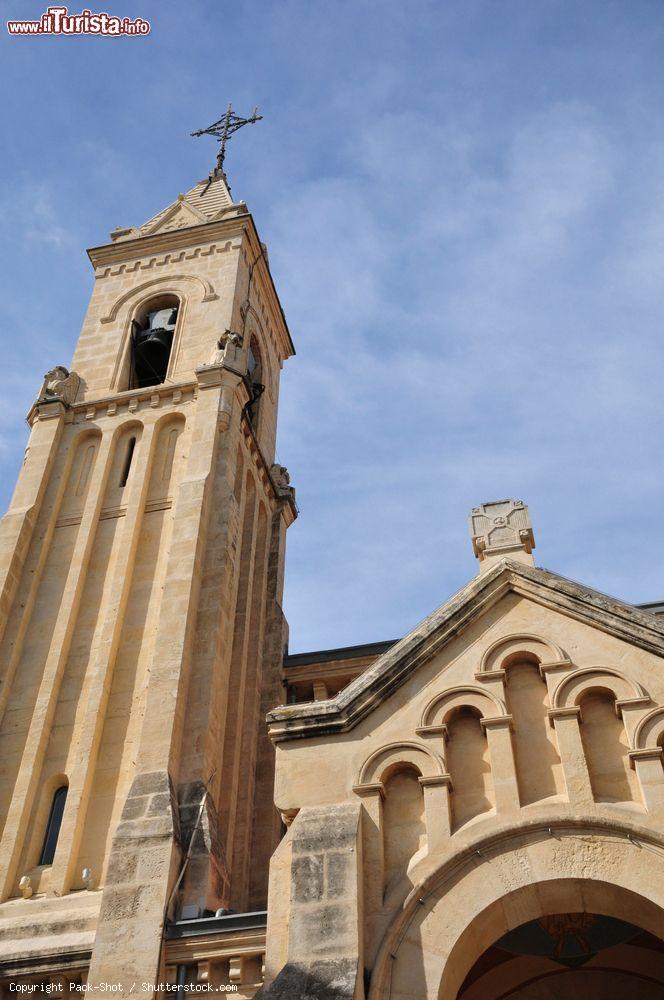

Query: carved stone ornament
left=270, top=463, right=293, bottom=497
left=208, top=329, right=244, bottom=369
left=469, top=499, right=535, bottom=562
left=37, top=366, right=80, bottom=407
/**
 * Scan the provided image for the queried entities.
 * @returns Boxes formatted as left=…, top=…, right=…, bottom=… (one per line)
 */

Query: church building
left=0, top=140, right=663, bottom=999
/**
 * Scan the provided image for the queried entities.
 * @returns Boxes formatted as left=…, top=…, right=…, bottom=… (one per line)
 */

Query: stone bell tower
left=0, top=164, right=296, bottom=985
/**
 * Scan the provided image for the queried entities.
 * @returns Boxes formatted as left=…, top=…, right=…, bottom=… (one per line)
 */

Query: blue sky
left=3, top=1, right=664, bottom=652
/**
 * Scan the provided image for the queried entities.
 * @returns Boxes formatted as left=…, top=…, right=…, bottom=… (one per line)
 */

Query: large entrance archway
left=457, top=906, right=664, bottom=998
left=438, top=873, right=664, bottom=999
left=368, top=821, right=664, bottom=1000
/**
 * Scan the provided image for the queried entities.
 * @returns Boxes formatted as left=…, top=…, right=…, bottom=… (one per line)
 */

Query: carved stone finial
left=469, top=499, right=535, bottom=574
left=37, top=366, right=80, bottom=408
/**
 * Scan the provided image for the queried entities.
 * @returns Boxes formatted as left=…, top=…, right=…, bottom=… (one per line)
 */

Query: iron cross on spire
left=191, top=103, right=263, bottom=176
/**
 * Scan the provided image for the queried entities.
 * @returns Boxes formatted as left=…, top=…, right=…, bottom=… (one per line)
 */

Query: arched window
left=39, top=785, right=68, bottom=866
left=119, top=435, right=137, bottom=488
left=245, top=336, right=265, bottom=429
left=130, top=295, right=179, bottom=388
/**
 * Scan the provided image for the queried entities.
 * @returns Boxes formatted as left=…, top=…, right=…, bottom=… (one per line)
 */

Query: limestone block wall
left=234, top=245, right=284, bottom=466
left=263, top=570, right=664, bottom=998
left=0, top=304, right=292, bottom=989
left=0, top=394, right=197, bottom=902
left=72, top=240, right=242, bottom=399
left=176, top=429, right=293, bottom=915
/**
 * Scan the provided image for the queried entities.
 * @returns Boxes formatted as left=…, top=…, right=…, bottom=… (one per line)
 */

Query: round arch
left=356, top=741, right=444, bottom=786
left=420, top=685, right=505, bottom=729
left=99, top=273, right=217, bottom=324
left=479, top=633, right=568, bottom=674
left=368, top=820, right=664, bottom=1000
left=635, top=705, right=664, bottom=749
left=552, top=666, right=647, bottom=711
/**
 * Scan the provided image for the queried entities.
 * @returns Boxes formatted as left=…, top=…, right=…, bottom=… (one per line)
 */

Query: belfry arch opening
left=245, top=334, right=265, bottom=429
left=129, top=294, right=179, bottom=388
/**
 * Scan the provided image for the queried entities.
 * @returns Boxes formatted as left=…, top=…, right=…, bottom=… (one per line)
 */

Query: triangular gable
left=138, top=175, right=235, bottom=237
left=268, top=559, right=664, bottom=741
left=140, top=199, right=208, bottom=237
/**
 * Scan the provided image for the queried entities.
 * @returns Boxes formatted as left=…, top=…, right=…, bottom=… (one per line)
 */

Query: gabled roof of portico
left=268, top=558, right=664, bottom=742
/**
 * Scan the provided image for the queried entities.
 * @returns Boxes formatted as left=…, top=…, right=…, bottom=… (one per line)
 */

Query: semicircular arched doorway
left=439, top=877, right=664, bottom=1000
left=457, top=906, right=664, bottom=999
left=368, top=826, right=664, bottom=1000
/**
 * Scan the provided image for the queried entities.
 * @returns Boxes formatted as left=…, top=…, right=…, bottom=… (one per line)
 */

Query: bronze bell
left=132, top=308, right=177, bottom=387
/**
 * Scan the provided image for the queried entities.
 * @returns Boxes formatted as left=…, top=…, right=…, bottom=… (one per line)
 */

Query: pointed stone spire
left=469, top=499, right=535, bottom=573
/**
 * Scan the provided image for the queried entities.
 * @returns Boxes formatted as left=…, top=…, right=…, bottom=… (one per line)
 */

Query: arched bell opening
left=129, top=294, right=180, bottom=388
left=245, top=334, right=265, bottom=431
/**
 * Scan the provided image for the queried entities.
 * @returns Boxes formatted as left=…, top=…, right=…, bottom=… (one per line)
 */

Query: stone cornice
left=36, top=369, right=296, bottom=521
left=72, top=378, right=198, bottom=417
left=87, top=214, right=249, bottom=269
left=268, top=559, right=664, bottom=742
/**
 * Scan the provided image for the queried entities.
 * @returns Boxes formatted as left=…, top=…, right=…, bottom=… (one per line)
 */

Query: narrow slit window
left=119, top=436, right=136, bottom=488
left=39, top=785, right=68, bottom=866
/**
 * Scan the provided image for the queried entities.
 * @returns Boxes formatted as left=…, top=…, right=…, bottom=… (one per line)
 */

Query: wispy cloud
left=266, top=93, right=664, bottom=647
left=0, top=183, right=73, bottom=249
left=4, top=0, right=664, bottom=649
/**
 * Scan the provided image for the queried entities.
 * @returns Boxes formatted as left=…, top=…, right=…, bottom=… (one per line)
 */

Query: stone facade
left=260, top=514, right=664, bottom=998
left=0, top=163, right=663, bottom=999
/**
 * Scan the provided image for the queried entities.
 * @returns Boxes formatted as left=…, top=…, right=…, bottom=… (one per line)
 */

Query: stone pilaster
left=87, top=368, right=232, bottom=988
left=50, top=421, right=157, bottom=896
left=419, top=774, right=453, bottom=846
left=548, top=706, right=594, bottom=807
left=481, top=716, right=520, bottom=813
left=0, top=430, right=114, bottom=901
left=630, top=748, right=664, bottom=814
left=0, top=402, right=65, bottom=645
left=258, top=802, right=363, bottom=999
